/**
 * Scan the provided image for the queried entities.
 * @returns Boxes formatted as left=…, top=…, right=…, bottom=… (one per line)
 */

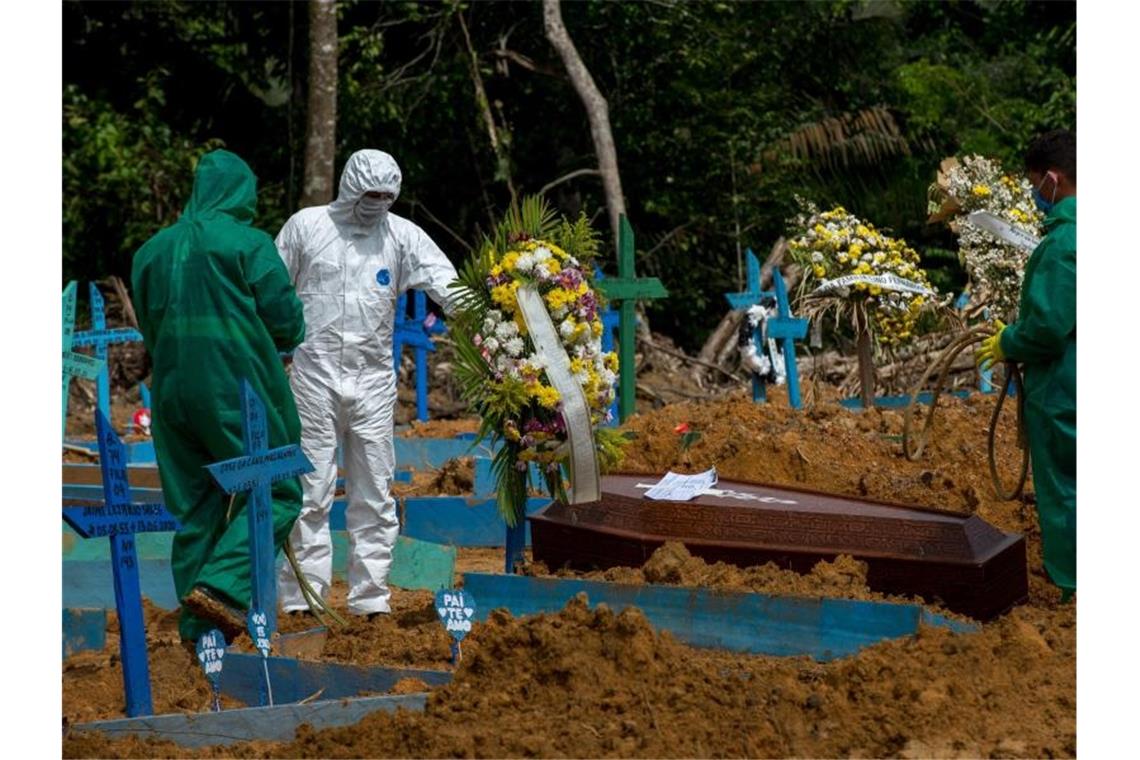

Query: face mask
left=1033, top=172, right=1058, bottom=213
left=354, top=195, right=393, bottom=225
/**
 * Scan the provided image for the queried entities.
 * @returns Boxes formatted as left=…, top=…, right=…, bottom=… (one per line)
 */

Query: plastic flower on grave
left=448, top=196, right=628, bottom=525
left=927, top=155, right=1043, bottom=321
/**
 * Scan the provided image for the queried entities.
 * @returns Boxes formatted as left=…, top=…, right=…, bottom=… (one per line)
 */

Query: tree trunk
left=458, top=12, right=518, bottom=204
left=300, top=0, right=338, bottom=208
left=854, top=304, right=876, bottom=408
left=543, top=0, right=626, bottom=245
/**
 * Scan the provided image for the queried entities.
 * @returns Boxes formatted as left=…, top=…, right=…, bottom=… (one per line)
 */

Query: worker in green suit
left=131, top=149, right=307, bottom=643
left=977, top=129, right=1076, bottom=597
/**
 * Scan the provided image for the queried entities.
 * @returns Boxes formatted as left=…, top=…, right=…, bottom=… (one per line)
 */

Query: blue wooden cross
left=72, top=283, right=143, bottom=418
left=593, top=266, right=621, bottom=426
left=61, top=410, right=181, bottom=717
left=723, top=249, right=808, bottom=408
left=393, top=290, right=446, bottom=422
left=205, top=381, right=315, bottom=646
left=63, top=281, right=104, bottom=438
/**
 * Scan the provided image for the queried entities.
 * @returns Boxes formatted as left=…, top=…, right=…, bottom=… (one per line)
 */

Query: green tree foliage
left=63, top=0, right=1074, bottom=350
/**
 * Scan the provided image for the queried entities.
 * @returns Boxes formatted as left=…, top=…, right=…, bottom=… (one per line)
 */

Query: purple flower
left=515, top=461, right=529, bottom=472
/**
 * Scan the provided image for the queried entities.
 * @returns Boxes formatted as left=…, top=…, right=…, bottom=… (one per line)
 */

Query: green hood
left=1044, top=195, right=1075, bottom=231
left=182, top=149, right=258, bottom=224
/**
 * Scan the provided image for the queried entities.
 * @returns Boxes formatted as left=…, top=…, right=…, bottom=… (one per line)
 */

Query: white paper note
left=642, top=468, right=718, bottom=501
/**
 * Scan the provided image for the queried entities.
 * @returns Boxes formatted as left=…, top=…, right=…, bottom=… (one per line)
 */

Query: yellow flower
left=971, top=184, right=991, bottom=197
left=501, top=251, right=520, bottom=271
left=604, top=352, right=619, bottom=372
left=545, top=288, right=572, bottom=311
left=490, top=265, right=503, bottom=278
left=812, top=264, right=826, bottom=278
left=533, top=385, right=561, bottom=409
left=591, top=319, right=603, bottom=337
left=546, top=259, right=562, bottom=275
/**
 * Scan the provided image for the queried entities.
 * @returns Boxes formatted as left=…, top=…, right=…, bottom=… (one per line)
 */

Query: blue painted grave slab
left=62, top=411, right=184, bottom=717
left=64, top=435, right=477, bottom=469
left=219, top=654, right=451, bottom=706
left=839, top=390, right=972, bottom=410
left=401, top=496, right=549, bottom=547
left=205, top=380, right=315, bottom=637
left=63, top=439, right=156, bottom=463
left=63, top=559, right=180, bottom=610
left=70, top=693, right=432, bottom=749
left=63, top=608, right=107, bottom=658
left=460, top=573, right=978, bottom=661
left=72, top=283, right=143, bottom=416
left=63, top=536, right=452, bottom=618
left=723, top=250, right=808, bottom=408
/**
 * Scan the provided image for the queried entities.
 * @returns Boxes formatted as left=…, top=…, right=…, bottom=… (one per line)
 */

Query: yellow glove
left=975, top=320, right=1007, bottom=371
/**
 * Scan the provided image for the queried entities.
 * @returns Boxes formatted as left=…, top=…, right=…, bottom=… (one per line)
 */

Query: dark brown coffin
left=529, top=474, right=1028, bottom=621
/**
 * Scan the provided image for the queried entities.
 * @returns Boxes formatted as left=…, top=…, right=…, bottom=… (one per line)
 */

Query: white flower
left=484, top=337, right=501, bottom=354
left=504, top=336, right=525, bottom=357
left=494, top=321, right=518, bottom=340
left=559, top=319, right=576, bottom=339
left=516, top=253, right=536, bottom=273
left=533, top=246, right=552, bottom=262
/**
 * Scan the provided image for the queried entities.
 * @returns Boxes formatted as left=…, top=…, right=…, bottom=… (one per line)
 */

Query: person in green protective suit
left=976, top=129, right=1076, bottom=596
left=131, top=149, right=307, bottom=643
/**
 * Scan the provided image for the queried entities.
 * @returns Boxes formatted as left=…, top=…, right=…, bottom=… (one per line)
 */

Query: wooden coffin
left=529, top=474, right=1028, bottom=621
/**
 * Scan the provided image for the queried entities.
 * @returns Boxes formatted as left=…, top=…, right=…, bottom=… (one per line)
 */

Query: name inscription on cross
left=205, top=380, right=315, bottom=660
left=61, top=411, right=181, bottom=717
left=724, top=249, right=809, bottom=408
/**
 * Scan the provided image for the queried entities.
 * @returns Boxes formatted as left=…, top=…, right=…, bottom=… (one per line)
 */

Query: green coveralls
left=131, top=150, right=307, bottom=640
left=1000, top=195, right=1077, bottom=593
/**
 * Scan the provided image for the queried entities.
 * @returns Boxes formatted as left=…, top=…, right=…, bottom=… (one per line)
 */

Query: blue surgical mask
left=1033, top=173, right=1057, bottom=213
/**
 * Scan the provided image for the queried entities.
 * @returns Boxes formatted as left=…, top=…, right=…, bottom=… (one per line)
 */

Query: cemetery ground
left=62, top=384, right=1075, bottom=759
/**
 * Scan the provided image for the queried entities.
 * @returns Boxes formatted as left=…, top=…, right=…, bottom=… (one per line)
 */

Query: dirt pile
left=618, top=389, right=1060, bottom=604
left=66, top=594, right=1075, bottom=759
left=530, top=541, right=890, bottom=603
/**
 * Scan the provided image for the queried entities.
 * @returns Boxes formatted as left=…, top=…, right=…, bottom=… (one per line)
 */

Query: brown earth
left=61, top=391, right=1074, bottom=758
left=64, top=593, right=1075, bottom=759
left=618, top=386, right=1060, bottom=606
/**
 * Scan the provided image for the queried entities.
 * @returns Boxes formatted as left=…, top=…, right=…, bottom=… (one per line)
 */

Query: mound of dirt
left=617, top=389, right=1061, bottom=606
left=66, top=594, right=1075, bottom=759
left=398, top=418, right=480, bottom=438
left=528, top=541, right=891, bottom=603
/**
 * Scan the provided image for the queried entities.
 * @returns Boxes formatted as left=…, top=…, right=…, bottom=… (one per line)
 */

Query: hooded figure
left=131, top=149, right=306, bottom=643
left=276, top=149, right=458, bottom=616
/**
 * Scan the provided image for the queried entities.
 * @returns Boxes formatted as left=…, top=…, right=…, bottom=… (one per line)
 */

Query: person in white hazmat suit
left=276, top=149, right=458, bottom=616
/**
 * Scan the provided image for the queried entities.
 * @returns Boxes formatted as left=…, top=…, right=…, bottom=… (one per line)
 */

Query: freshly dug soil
left=65, top=593, right=1075, bottom=759
left=526, top=541, right=897, bottom=604
left=398, top=417, right=480, bottom=438
left=618, top=388, right=1061, bottom=606
left=62, top=392, right=1074, bottom=758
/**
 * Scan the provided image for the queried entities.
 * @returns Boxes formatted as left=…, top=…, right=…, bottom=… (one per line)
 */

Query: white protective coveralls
left=276, top=150, right=458, bottom=614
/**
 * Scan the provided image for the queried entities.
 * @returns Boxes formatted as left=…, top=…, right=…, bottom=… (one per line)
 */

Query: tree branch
left=543, top=0, right=626, bottom=245
left=538, top=168, right=601, bottom=196
left=402, top=198, right=474, bottom=254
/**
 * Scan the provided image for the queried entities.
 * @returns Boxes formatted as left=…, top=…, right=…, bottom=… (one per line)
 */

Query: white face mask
left=354, top=195, right=393, bottom=226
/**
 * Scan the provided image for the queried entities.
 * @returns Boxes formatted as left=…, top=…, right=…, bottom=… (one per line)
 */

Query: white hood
left=327, top=150, right=403, bottom=229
